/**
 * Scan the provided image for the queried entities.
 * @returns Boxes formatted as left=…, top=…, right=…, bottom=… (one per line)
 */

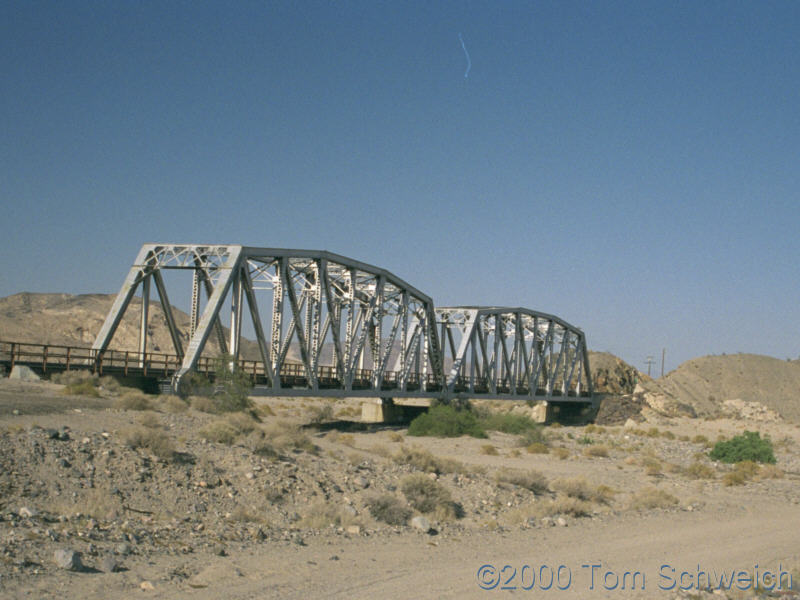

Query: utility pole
left=661, top=348, right=666, bottom=377
left=645, top=355, right=655, bottom=377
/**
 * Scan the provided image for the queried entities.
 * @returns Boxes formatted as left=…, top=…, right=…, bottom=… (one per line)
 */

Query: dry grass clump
left=161, top=395, right=189, bottom=413
left=388, top=432, right=404, bottom=443
left=51, top=370, right=95, bottom=385
left=495, top=468, right=548, bottom=494
left=692, top=434, right=710, bottom=445
left=641, top=456, right=663, bottom=476
left=533, top=496, right=593, bottom=518
left=253, top=422, right=317, bottom=456
left=551, top=447, right=570, bottom=460
left=124, top=427, right=175, bottom=461
left=114, top=389, right=152, bottom=411
left=253, top=403, right=275, bottom=417
left=300, top=501, right=357, bottom=529
left=393, top=446, right=468, bottom=475
left=722, top=460, right=762, bottom=486
left=628, top=486, right=679, bottom=510
left=584, top=424, right=606, bottom=434
left=480, top=444, right=499, bottom=456
left=515, top=428, right=548, bottom=448
left=200, top=412, right=259, bottom=445
left=365, top=494, right=411, bottom=525
left=551, top=477, right=614, bottom=503
left=684, top=461, right=715, bottom=479
left=138, top=412, right=162, bottom=429
left=526, top=442, right=549, bottom=454
left=583, top=444, right=609, bottom=458
left=335, top=405, right=361, bottom=418
left=755, top=464, right=784, bottom=481
left=190, top=395, right=218, bottom=413
left=400, top=473, right=463, bottom=520
left=63, top=379, right=101, bottom=397
left=307, top=403, right=334, bottom=425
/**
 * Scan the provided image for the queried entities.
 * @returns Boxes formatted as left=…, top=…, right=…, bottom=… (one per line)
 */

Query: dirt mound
left=657, top=354, right=800, bottom=422
left=0, top=292, right=258, bottom=359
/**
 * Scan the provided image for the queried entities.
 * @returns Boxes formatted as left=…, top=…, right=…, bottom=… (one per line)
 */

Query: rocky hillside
left=588, top=351, right=648, bottom=394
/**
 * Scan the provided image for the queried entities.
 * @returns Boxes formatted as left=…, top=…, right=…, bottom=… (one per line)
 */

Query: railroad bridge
left=2, top=244, right=594, bottom=415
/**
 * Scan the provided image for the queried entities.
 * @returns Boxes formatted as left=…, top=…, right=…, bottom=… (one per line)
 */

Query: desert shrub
left=336, top=433, right=356, bottom=447
left=641, top=457, right=662, bottom=476
left=254, top=403, right=275, bottom=417
left=161, top=395, right=189, bottom=413
left=551, top=477, right=613, bottom=503
left=97, top=375, right=122, bottom=394
left=661, top=430, right=675, bottom=440
left=480, top=412, right=542, bottom=436
left=124, top=427, right=175, bottom=461
left=480, top=444, right=498, bottom=456
left=63, top=379, right=100, bottom=397
left=534, top=497, right=593, bottom=518
left=262, top=422, right=317, bottom=454
left=180, top=356, right=253, bottom=412
left=583, top=445, right=609, bottom=458
left=388, top=432, right=404, bottom=443
left=646, top=427, right=661, bottom=438
left=114, top=390, right=152, bottom=410
left=138, top=412, right=162, bottom=429
left=628, top=486, right=678, bottom=510
left=229, top=506, right=263, bottom=524
left=516, top=427, right=547, bottom=447
left=393, top=446, right=466, bottom=475
left=199, top=420, right=239, bottom=445
left=756, top=464, right=784, bottom=480
left=496, top=469, right=548, bottom=494
left=551, top=447, right=570, bottom=460
left=526, top=442, right=549, bottom=454
left=52, top=370, right=95, bottom=386
left=365, top=494, right=411, bottom=525
left=408, top=404, right=486, bottom=438
left=300, top=501, right=354, bottom=529
left=400, top=473, right=462, bottom=519
left=685, top=462, right=715, bottom=479
left=723, top=460, right=761, bottom=486
left=189, top=395, right=217, bottom=413
left=180, top=371, right=215, bottom=397
left=307, top=403, right=334, bottom=425
left=199, top=412, right=258, bottom=445
left=692, top=434, right=709, bottom=445
left=577, top=435, right=594, bottom=445
left=710, top=431, right=776, bottom=464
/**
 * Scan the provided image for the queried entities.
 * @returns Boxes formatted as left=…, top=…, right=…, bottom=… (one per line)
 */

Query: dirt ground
left=1, top=378, right=799, bottom=599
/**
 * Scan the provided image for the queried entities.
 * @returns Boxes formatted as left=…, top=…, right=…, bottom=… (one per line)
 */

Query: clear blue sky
left=2, top=1, right=798, bottom=374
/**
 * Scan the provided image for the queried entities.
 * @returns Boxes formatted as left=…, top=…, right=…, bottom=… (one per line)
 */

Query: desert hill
left=657, top=353, right=800, bottom=422
left=0, top=292, right=259, bottom=359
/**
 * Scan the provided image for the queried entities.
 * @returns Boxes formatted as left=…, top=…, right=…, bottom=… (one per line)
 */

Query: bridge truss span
left=436, top=306, right=593, bottom=400
left=92, top=244, right=444, bottom=397
left=92, top=244, right=592, bottom=403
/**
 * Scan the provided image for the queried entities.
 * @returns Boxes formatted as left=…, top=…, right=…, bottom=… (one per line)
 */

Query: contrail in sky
left=459, top=33, right=471, bottom=78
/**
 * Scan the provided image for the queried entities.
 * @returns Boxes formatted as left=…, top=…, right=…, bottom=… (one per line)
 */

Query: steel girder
left=93, top=244, right=445, bottom=397
left=435, top=307, right=593, bottom=400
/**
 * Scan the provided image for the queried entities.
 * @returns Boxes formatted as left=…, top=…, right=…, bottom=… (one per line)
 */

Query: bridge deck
left=1, top=340, right=592, bottom=402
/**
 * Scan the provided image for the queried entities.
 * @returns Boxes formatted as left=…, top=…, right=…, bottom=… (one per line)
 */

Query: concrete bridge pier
left=361, top=398, right=403, bottom=423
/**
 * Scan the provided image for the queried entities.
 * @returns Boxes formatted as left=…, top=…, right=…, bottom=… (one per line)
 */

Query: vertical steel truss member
left=435, top=307, right=593, bottom=400
left=93, top=245, right=446, bottom=398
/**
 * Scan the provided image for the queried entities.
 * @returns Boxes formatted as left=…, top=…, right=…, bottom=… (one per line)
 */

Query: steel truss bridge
left=39, top=244, right=593, bottom=403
